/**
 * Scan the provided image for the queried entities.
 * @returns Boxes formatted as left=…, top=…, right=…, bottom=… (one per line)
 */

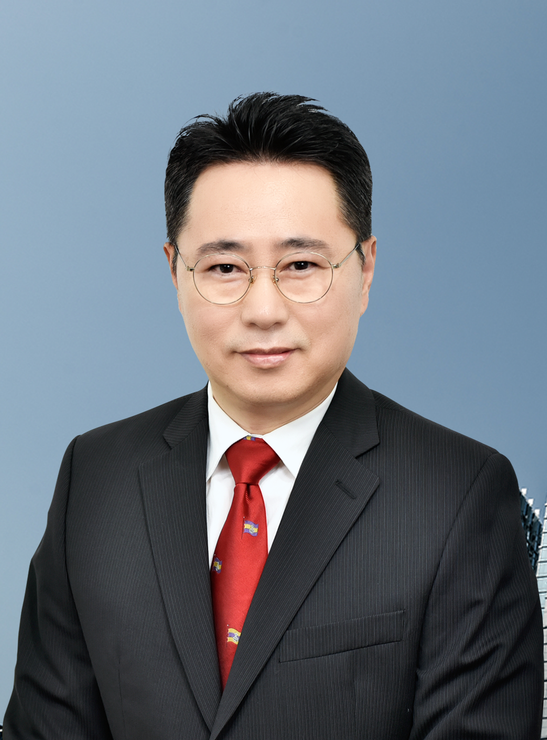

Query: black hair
left=165, top=92, right=372, bottom=267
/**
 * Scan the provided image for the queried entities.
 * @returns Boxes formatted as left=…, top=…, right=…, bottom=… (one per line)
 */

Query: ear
left=360, top=236, right=376, bottom=316
left=163, top=242, right=179, bottom=289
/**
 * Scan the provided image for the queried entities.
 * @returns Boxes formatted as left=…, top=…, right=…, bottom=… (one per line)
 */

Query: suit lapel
left=211, top=370, right=380, bottom=738
left=138, top=389, right=222, bottom=731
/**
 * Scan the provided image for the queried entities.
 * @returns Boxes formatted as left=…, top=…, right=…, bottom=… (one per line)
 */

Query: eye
left=209, top=261, right=247, bottom=278
left=279, top=254, right=325, bottom=276
left=214, top=263, right=238, bottom=274
left=198, top=254, right=249, bottom=278
left=291, top=260, right=314, bottom=271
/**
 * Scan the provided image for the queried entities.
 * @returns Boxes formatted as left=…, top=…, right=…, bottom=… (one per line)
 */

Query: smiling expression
left=164, top=161, right=376, bottom=433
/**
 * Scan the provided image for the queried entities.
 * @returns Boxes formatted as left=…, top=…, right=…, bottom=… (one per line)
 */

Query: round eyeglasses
left=173, top=242, right=362, bottom=305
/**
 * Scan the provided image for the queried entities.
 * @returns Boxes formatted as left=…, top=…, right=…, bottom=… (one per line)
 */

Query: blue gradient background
left=1, top=0, right=546, bottom=711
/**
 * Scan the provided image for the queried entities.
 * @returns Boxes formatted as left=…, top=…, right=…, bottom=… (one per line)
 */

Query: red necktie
left=211, top=436, right=280, bottom=689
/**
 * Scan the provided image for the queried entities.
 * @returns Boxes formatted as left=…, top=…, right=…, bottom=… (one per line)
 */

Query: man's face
left=164, top=161, right=376, bottom=433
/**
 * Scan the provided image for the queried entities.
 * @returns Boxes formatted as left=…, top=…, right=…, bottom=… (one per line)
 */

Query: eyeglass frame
left=171, top=240, right=363, bottom=305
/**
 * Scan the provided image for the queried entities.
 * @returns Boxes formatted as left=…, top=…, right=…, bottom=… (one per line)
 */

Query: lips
left=239, top=348, right=294, bottom=368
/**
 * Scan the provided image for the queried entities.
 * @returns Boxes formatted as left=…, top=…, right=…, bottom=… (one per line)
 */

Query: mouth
left=239, top=348, right=294, bottom=368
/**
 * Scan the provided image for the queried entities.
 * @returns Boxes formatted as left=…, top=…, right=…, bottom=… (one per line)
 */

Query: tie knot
left=225, top=437, right=280, bottom=485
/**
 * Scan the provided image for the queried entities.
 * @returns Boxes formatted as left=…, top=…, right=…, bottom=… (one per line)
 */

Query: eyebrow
left=194, top=237, right=332, bottom=258
left=195, top=240, right=248, bottom=258
left=279, top=237, right=332, bottom=253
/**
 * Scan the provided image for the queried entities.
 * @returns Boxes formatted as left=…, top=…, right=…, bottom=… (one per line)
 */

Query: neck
left=210, top=384, right=338, bottom=435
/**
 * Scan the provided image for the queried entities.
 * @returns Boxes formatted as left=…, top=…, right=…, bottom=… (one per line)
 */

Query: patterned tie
left=211, top=436, right=280, bottom=689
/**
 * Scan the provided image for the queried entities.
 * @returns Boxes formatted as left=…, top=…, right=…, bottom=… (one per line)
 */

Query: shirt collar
left=206, top=383, right=337, bottom=480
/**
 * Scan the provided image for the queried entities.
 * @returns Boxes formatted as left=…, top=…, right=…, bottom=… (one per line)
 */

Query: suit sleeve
left=3, top=438, right=113, bottom=740
left=409, top=452, right=543, bottom=739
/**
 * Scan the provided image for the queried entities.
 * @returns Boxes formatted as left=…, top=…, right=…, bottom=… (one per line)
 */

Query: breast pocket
left=278, top=609, right=405, bottom=662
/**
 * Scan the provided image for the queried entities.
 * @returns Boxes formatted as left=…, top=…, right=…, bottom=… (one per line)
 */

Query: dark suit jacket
left=4, top=370, right=543, bottom=739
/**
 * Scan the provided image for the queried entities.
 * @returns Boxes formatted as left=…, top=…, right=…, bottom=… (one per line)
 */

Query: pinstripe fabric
left=4, top=370, right=543, bottom=739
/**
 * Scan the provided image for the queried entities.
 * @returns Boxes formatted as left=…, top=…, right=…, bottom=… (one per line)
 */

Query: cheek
left=177, top=294, right=231, bottom=356
left=303, top=302, right=356, bottom=359
left=177, top=293, right=203, bottom=342
left=324, top=280, right=364, bottom=335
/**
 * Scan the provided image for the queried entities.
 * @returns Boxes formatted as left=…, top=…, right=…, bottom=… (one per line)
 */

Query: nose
left=240, top=266, right=290, bottom=328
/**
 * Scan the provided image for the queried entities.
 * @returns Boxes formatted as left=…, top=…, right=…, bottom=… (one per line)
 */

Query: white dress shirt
left=206, top=383, right=337, bottom=565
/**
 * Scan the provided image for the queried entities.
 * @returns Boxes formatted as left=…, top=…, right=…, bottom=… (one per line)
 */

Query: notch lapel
left=210, top=370, right=380, bottom=739
left=138, top=389, right=221, bottom=731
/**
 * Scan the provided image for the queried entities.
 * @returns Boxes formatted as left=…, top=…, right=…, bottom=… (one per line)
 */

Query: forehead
left=178, top=161, right=353, bottom=252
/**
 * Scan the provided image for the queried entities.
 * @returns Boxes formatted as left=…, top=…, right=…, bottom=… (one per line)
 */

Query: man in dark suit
left=4, top=93, right=543, bottom=739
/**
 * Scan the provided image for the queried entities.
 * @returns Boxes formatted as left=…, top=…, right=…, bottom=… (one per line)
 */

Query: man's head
left=165, top=92, right=372, bottom=270
left=164, top=94, right=376, bottom=433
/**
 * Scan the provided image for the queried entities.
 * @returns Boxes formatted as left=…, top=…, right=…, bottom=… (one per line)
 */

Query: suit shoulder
left=365, top=389, right=520, bottom=528
left=370, top=388, right=498, bottom=459
left=73, top=388, right=207, bottom=460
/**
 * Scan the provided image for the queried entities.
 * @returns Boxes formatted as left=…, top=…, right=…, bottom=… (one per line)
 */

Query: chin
left=237, top=380, right=300, bottom=408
